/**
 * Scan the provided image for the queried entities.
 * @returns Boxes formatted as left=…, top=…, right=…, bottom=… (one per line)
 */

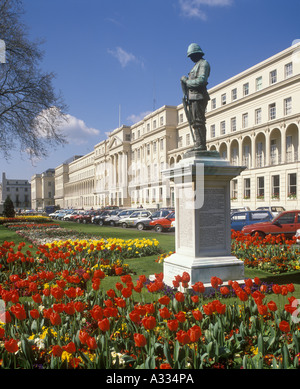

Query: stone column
left=162, top=150, right=246, bottom=288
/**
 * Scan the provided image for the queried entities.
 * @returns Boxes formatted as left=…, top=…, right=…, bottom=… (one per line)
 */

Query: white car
left=256, top=206, right=285, bottom=218
left=120, top=210, right=152, bottom=228
left=49, top=210, right=61, bottom=218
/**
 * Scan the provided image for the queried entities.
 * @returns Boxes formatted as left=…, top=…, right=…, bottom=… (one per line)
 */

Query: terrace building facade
left=32, top=42, right=300, bottom=212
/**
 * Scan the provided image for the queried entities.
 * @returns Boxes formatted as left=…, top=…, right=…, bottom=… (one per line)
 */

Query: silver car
left=120, top=210, right=152, bottom=228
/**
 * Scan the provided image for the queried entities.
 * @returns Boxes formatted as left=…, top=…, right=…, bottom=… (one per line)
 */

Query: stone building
left=30, top=169, right=55, bottom=210
left=0, top=172, right=31, bottom=210
left=32, top=42, right=300, bottom=212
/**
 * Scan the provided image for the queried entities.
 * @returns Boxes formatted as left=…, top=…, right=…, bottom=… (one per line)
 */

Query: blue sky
left=1, top=0, right=300, bottom=181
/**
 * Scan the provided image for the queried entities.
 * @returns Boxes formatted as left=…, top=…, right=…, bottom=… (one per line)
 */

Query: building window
left=210, top=124, right=215, bottom=138
left=153, top=120, right=157, bottom=130
left=231, top=117, right=236, bottom=132
left=147, top=143, right=150, bottom=155
left=179, top=113, right=184, bottom=123
left=160, top=116, right=164, bottom=126
left=269, top=103, right=276, bottom=120
left=211, top=98, right=216, bottom=109
left=242, top=113, right=248, bottom=128
left=270, top=69, right=277, bottom=84
left=285, top=62, right=293, bottom=78
left=231, top=147, right=238, bottom=165
left=244, top=178, right=251, bottom=199
left=153, top=141, right=157, bottom=153
left=221, top=94, right=226, bottom=105
left=286, top=135, right=293, bottom=162
left=125, top=134, right=131, bottom=141
left=220, top=121, right=226, bottom=135
left=284, top=97, right=292, bottom=115
left=243, top=144, right=251, bottom=168
left=178, top=136, right=183, bottom=148
left=256, top=76, right=262, bottom=91
left=256, top=142, right=264, bottom=167
left=243, top=83, right=249, bottom=96
left=270, top=139, right=278, bottom=165
left=255, top=108, right=262, bottom=125
left=186, top=133, right=190, bottom=146
left=159, top=139, right=163, bottom=151
left=288, top=173, right=297, bottom=199
left=231, top=179, right=238, bottom=200
left=257, top=177, right=264, bottom=199
left=272, top=175, right=280, bottom=200
left=231, top=88, right=237, bottom=101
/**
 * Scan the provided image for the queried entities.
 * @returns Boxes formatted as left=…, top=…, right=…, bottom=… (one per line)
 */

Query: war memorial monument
left=163, top=44, right=246, bottom=288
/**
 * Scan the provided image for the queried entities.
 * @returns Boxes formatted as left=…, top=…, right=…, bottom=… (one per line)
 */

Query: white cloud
left=108, top=47, right=144, bottom=68
left=60, top=114, right=100, bottom=145
left=178, top=0, right=233, bottom=20
left=127, top=111, right=152, bottom=124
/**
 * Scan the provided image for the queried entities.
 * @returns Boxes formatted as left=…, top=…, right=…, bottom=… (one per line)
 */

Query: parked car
left=242, top=210, right=300, bottom=238
left=256, top=206, right=285, bottom=218
left=74, top=210, right=103, bottom=224
left=149, top=211, right=175, bottom=233
left=135, top=209, right=173, bottom=231
left=92, top=210, right=120, bottom=225
left=120, top=210, right=152, bottom=228
left=230, top=206, right=251, bottom=215
left=63, top=210, right=81, bottom=221
left=91, top=209, right=119, bottom=226
left=231, top=210, right=273, bottom=231
left=105, top=209, right=140, bottom=226
left=69, top=211, right=85, bottom=222
left=49, top=210, right=62, bottom=218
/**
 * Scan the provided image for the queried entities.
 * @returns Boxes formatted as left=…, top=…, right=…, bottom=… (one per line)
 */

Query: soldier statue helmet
left=181, top=43, right=210, bottom=150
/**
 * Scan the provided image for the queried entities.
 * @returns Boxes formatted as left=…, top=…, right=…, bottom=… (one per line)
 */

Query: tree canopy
left=0, top=0, right=67, bottom=160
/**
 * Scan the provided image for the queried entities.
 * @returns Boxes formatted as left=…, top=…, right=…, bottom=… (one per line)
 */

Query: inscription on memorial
left=198, top=188, right=226, bottom=249
left=178, top=185, right=194, bottom=249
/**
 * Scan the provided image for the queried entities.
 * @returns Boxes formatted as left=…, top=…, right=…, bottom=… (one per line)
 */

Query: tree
left=3, top=195, right=15, bottom=217
left=0, top=0, right=68, bottom=160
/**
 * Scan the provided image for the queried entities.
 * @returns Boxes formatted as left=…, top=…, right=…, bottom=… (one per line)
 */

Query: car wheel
left=137, top=223, right=144, bottom=231
left=251, top=231, right=265, bottom=239
left=110, top=221, right=116, bottom=227
left=77, top=219, right=81, bottom=223
left=99, top=220, right=104, bottom=226
left=154, top=224, right=163, bottom=233
left=122, top=222, right=127, bottom=228
left=83, top=219, right=87, bottom=224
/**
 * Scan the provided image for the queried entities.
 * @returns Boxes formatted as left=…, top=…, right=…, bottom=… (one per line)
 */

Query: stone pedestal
left=162, top=150, right=246, bottom=288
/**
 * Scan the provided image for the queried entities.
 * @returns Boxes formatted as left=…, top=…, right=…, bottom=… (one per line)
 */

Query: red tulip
left=52, top=345, right=63, bottom=357
left=98, top=318, right=110, bottom=332
left=5, top=338, right=19, bottom=353
left=279, top=320, right=290, bottom=333
left=187, top=325, right=202, bottom=342
left=30, top=309, right=40, bottom=320
left=176, top=330, right=190, bottom=345
left=267, top=301, right=278, bottom=312
left=142, top=315, right=156, bottom=330
left=50, top=312, right=61, bottom=326
left=62, top=341, right=76, bottom=354
left=134, top=333, right=147, bottom=348
left=86, top=336, right=97, bottom=350
left=167, top=319, right=179, bottom=332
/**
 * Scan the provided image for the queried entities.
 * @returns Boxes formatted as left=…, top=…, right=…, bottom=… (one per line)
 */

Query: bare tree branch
left=0, top=0, right=68, bottom=160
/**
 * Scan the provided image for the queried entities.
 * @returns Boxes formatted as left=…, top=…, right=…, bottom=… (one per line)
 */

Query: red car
left=242, top=210, right=300, bottom=238
left=149, top=211, right=175, bottom=233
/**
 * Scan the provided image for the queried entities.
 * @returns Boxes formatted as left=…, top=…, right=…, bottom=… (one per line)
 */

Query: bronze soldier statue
left=181, top=43, right=210, bottom=151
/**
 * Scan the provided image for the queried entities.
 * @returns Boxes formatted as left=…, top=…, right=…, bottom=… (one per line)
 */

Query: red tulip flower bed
left=0, top=240, right=300, bottom=369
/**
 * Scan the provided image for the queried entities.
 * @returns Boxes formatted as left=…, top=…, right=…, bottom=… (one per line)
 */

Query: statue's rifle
left=181, top=79, right=195, bottom=144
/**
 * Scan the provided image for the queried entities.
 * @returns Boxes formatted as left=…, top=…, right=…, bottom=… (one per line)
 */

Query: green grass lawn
left=1, top=220, right=300, bottom=304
